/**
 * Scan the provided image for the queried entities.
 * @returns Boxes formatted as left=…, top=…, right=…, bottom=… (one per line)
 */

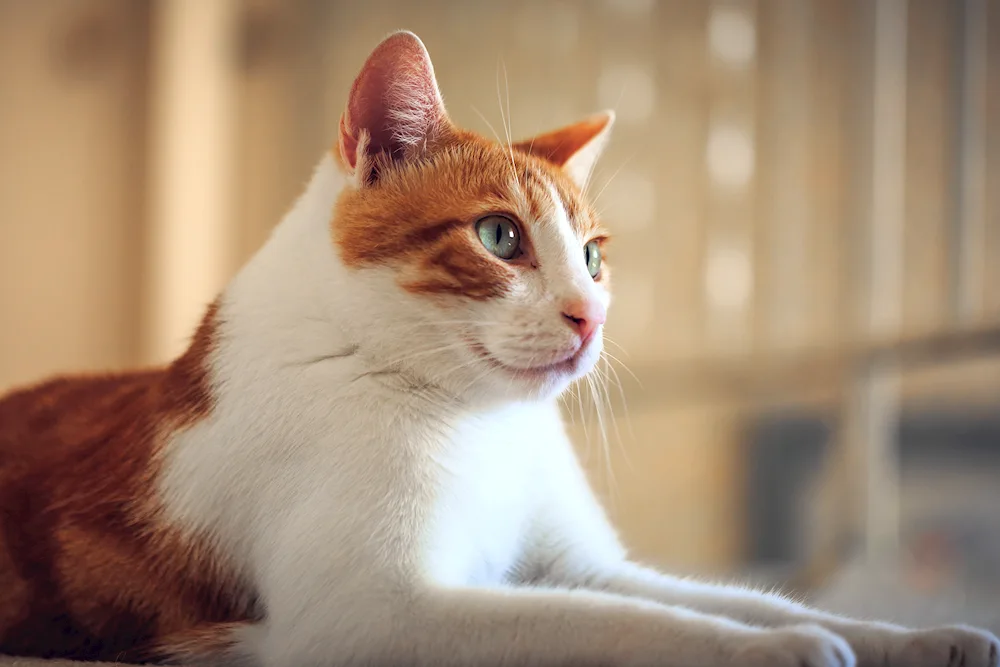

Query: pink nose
left=562, top=299, right=607, bottom=343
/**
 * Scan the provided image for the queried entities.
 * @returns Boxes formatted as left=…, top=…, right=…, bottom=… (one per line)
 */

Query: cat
left=0, top=29, right=997, bottom=667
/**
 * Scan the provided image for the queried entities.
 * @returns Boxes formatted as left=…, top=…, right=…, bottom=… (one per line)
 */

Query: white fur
left=385, top=68, right=444, bottom=149
left=158, top=154, right=999, bottom=667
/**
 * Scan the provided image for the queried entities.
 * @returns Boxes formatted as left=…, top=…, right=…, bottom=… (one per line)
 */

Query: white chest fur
left=158, top=335, right=566, bottom=593
left=423, top=403, right=554, bottom=587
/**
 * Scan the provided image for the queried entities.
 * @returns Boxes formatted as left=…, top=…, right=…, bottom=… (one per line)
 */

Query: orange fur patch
left=332, top=129, right=608, bottom=300
left=0, top=303, right=257, bottom=662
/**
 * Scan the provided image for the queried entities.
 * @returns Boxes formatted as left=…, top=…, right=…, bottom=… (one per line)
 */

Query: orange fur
left=0, top=304, right=257, bottom=662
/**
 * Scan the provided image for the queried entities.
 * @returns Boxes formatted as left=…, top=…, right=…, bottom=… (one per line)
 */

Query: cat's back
left=0, top=370, right=161, bottom=469
left=0, top=347, right=211, bottom=515
left=0, top=302, right=219, bottom=471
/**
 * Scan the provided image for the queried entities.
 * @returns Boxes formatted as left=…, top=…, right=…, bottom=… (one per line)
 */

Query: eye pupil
left=476, top=215, right=521, bottom=261
left=584, top=240, right=601, bottom=279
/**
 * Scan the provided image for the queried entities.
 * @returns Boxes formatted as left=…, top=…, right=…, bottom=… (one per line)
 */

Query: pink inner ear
left=339, top=32, right=446, bottom=172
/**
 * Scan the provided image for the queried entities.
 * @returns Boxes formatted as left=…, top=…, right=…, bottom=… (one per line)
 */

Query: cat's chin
left=464, top=337, right=599, bottom=396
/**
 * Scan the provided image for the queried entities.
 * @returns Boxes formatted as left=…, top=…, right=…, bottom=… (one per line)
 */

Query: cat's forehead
left=381, top=135, right=602, bottom=236
left=512, top=153, right=597, bottom=238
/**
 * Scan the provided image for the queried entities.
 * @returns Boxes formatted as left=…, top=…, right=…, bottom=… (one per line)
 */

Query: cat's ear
left=512, top=111, right=615, bottom=189
left=337, top=31, right=449, bottom=186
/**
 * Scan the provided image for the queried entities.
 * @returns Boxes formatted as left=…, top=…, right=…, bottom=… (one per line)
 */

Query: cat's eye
left=476, top=215, right=521, bottom=260
left=584, top=240, right=602, bottom=279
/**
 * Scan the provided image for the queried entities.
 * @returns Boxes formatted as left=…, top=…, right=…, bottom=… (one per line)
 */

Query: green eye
left=584, top=240, right=602, bottom=278
left=476, top=215, right=521, bottom=260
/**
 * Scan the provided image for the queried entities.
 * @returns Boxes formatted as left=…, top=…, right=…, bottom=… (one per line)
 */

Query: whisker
left=573, top=375, right=591, bottom=453
left=601, top=353, right=634, bottom=433
left=589, top=152, right=636, bottom=208
left=581, top=84, right=626, bottom=200
left=386, top=319, right=506, bottom=330
left=471, top=105, right=508, bottom=151
left=593, top=361, right=623, bottom=455
left=602, top=336, right=631, bottom=357
left=599, top=355, right=636, bottom=476
left=585, top=372, right=616, bottom=501
left=376, top=341, right=475, bottom=368
left=502, top=60, right=514, bottom=147
left=496, top=58, right=520, bottom=191
left=599, top=349, right=641, bottom=386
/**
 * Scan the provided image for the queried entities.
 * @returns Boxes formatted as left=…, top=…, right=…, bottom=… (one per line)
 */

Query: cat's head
left=331, top=32, right=614, bottom=405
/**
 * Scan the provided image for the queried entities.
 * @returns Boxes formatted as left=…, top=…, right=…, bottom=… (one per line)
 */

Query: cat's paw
left=732, top=624, right=856, bottom=667
left=887, top=625, right=999, bottom=667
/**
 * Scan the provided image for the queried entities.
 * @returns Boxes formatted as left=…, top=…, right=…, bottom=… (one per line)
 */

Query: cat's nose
left=561, top=299, right=607, bottom=344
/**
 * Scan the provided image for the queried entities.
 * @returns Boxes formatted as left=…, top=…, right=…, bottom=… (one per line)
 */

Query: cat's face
left=331, top=32, right=614, bottom=404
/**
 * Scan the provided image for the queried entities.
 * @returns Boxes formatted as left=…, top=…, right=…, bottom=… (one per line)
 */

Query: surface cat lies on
left=0, top=29, right=997, bottom=667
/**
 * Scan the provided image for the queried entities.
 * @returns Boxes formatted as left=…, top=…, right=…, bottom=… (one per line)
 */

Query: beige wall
left=0, top=0, right=148, bottom=388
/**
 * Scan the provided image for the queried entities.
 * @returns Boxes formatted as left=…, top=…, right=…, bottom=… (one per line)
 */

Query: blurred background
left=2, top=0, right=999, bottom=631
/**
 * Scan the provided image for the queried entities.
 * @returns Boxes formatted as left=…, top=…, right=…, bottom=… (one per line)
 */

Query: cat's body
left=1, top=31, right=997, bottom=667
left=0, top=306, right=255, bottom=660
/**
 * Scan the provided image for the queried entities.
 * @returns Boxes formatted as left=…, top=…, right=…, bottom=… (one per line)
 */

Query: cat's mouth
left=464, top=337, right=589, bottom=380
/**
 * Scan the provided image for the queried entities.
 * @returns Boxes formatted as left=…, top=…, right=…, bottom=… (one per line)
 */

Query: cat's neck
left=208, top=154, right=467, bottom=413
left=219, top=154, right=350, bottom=364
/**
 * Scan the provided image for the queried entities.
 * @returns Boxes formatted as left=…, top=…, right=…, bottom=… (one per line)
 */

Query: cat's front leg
left=259, top=573, right=856, bottom=667
left=351, top=585, right=857, bottom=667
left=520, top=473, right=997, bottom=666
left=583, top=563, right=999, bottom=667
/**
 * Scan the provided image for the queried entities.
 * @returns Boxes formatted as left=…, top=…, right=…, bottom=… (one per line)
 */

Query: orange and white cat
left=1, top=30, right=997, bottom=667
